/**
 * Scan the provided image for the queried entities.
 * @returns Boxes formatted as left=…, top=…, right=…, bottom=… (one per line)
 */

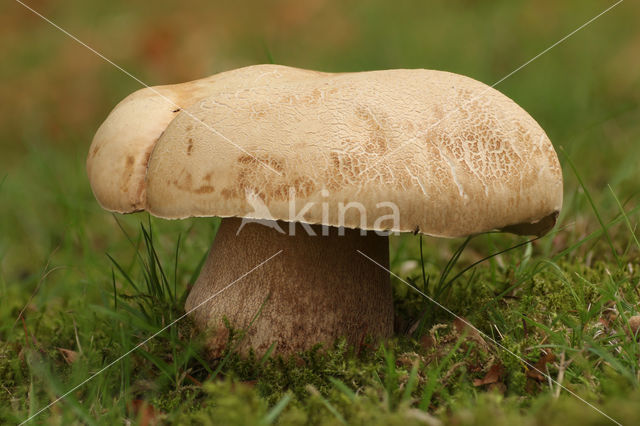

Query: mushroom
left=87, top=64, right=562, bottom=356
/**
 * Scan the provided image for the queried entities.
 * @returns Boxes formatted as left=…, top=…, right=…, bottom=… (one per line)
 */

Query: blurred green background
left=1, top=0, right=640, bottom=423
left=1, top=0, right=638, bottom=285
left=2, top=0, right=638, bottom=162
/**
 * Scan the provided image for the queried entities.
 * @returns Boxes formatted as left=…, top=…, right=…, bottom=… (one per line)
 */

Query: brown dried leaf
left=473, top=362, right=504, bottom=387
left=420, top=334, right=435, bottom=351
left=57, top=348, right=79, bottom=365
left=185, top=373, right=202, bottom=386
left=526, top=351, right=555, bottom=381
left=453, top=317, right=488, bottom=349
left=599, top=310, right=618, bottom=328
left=128, top=400, right=161, bottom=426
left=627, top=315, right=640, bottom=337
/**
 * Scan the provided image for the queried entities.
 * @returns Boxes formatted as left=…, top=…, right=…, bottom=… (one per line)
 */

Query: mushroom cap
left=87, top=65, right=320, bottom=212
left=88, top=64, right=563, bottom=238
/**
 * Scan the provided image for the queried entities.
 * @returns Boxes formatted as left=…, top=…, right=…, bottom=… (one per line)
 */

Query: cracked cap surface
left=87, top=64, right=563, bottom=238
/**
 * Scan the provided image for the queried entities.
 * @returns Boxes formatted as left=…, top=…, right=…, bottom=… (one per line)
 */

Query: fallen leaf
left=294, top=355, right=306, bottom=367
left=473, top=362, right=504, bottom=387
left=128, top=400, right=160, bottom=426
left=627, top=315, right=640, bottom=337
left=453, top=317, right=488, bottom=349
left=420, top=334, right=435, bottom=351
left=526, top=351, right=555, bottom=381
left=599, top=309, right=618, bottom=328
left=57, top=348, right=79, bottom=365
left=185, top=373, right=202, bottom=386
left=453, top=317, right=477, bottom=337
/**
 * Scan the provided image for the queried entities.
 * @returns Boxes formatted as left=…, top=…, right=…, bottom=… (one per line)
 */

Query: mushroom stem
left=185, top=217, right=393, bottom=356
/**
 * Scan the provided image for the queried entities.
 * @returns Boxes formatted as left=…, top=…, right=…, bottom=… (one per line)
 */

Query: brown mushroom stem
left=185, top=217, right=393, bottom=356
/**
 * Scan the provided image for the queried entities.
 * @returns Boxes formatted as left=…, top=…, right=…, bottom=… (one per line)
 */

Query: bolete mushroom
left=87, top=64, right=562, bottom=356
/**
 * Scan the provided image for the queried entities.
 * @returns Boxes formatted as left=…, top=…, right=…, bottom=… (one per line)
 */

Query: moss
left=4, top=253, right=640, bottom=425
left=2, top=176, right=640, bottom=426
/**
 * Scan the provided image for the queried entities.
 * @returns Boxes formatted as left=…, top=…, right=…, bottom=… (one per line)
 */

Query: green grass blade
left=261, top=393, right=292, bottom=425
left=329, top=377, right=356, bottom=401
left=608, top=184, right=640, bottom=252
left=560, top=147, right=621, bottom=267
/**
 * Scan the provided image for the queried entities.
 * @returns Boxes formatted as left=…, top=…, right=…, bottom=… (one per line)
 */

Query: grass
left=2, top=150, right=640, bottom=425
left=2, top=0, right=640, bottom=424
